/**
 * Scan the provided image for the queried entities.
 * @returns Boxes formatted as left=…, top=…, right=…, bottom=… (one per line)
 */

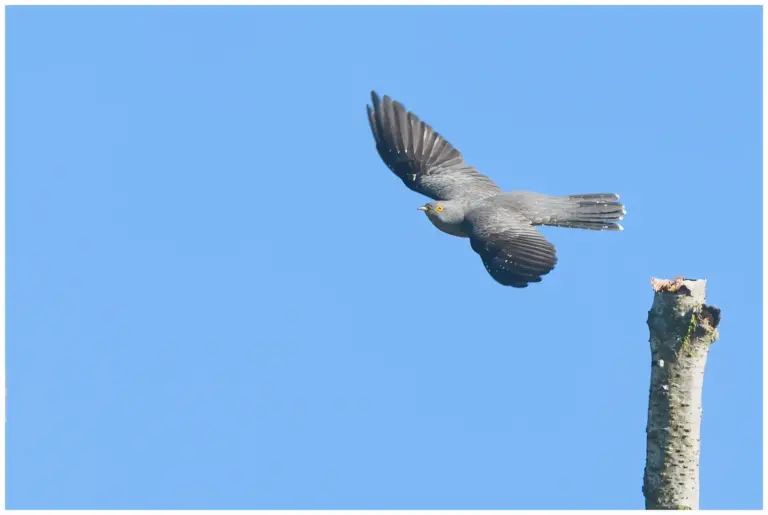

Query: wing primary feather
left=407, top=112, right=419, bottom=156
left=366, top=105, right=378, bottom=142
left=393, top=100, right=410, bottom=154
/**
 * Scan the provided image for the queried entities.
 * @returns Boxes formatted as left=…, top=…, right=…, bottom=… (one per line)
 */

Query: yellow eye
left=435, top=204, right=444, bottom=212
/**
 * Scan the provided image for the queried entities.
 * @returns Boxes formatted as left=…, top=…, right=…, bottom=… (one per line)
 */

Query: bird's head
left=417, top=200, right=466, bottom=225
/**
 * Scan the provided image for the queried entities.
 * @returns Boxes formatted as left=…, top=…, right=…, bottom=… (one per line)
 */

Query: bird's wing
left=367, top=91, right=501, bottom=201
left=465, top=204, right=558, bottom=288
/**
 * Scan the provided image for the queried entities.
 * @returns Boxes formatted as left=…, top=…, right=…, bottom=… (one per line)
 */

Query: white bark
left=643, top=277, right=720, bottom=510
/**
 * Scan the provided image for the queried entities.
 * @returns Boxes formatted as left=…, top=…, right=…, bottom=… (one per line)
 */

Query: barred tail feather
left=549, top=193, right=626, bottom=231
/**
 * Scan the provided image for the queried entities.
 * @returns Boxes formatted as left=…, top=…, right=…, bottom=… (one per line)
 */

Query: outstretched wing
left=367, top=91, right=501, bottom=201
left=465, top=205, right=558, bottom=288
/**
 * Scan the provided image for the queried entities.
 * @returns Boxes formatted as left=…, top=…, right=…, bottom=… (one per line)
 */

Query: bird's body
left=425, top=210, right=471, bottom=238
left=366, top=91, right=626, bottom=288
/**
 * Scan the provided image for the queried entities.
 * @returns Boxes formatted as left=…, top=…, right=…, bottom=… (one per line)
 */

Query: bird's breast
left=427, top=217, right=470, bottom=238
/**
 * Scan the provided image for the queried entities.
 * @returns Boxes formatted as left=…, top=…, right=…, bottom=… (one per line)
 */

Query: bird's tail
left=542, top=193, right=626, bottom=231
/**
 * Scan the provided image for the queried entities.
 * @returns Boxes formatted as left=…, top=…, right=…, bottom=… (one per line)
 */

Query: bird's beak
left=417, top=206, right=429, bottom=212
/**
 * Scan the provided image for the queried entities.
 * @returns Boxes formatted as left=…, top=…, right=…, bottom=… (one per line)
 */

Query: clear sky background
left=6, top=5, right=762, bottom=510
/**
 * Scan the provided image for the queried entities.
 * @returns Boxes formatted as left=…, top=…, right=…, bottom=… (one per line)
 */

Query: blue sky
left=6, top=5, right=762, bottom=510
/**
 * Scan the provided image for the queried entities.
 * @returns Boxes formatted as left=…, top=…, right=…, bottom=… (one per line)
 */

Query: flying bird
left=366, top=91, right=626, bottom=288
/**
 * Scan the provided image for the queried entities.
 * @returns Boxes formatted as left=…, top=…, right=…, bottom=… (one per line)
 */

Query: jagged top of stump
left=651, top=276, right=706, bottom=297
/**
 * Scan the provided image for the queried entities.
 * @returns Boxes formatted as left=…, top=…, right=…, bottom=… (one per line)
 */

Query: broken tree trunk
left=642, top=277, right=721, bottom=510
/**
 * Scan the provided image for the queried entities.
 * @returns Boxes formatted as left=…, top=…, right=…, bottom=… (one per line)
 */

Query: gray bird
left=366, top=91, right=626, bottom=288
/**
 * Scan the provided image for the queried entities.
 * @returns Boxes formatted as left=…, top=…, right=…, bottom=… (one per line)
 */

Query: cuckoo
left=367, top=91, right=626, bottom=288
